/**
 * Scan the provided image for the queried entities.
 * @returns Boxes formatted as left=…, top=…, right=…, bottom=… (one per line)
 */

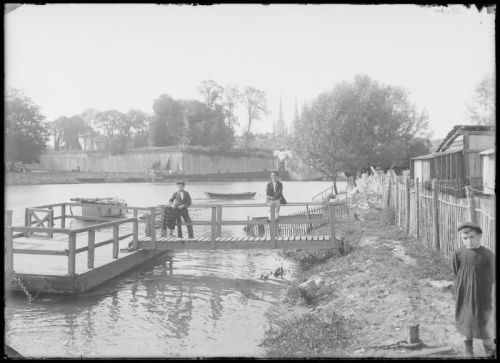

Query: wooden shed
left=410, top=125, right=495, bottom=190
left=480, top=148, right=495, bottom=194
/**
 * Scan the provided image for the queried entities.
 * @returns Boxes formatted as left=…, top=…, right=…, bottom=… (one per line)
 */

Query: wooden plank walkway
left=138, top=235, right=335, bottom=250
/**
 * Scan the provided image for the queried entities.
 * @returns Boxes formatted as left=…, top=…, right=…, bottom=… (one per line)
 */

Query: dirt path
left=262, top=198, right=493, bottom=358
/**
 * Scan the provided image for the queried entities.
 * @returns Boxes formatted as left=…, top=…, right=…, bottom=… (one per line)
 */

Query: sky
left=5, top=4, right=495, bottom=139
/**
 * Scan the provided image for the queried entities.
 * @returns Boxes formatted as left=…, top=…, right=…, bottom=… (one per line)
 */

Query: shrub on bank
left=261, top=311, right=353, bottom=357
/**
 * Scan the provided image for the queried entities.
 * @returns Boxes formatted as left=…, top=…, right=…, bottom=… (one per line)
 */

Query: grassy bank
left=261, top=196, right=468, bottom=358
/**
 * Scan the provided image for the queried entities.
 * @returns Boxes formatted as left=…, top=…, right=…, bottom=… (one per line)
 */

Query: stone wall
left=39, top=148, right=274, bottom=175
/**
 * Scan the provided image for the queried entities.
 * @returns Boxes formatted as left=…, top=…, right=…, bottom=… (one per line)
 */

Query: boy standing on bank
left=453, top=222, right=495, bottom=357
left=169, top=181, right=194, bottom=239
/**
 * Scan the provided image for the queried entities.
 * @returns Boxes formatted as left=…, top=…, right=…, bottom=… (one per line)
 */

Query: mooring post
left=432, top=179, right=440, bottom=251
left=465, top=186, right=477, bottom=224
left=132, top=218, right=138, bottom=250
left=88, top=230, right=95, bottom=269
left=68, top=233, right=76, bottom=276
left=416, top=178, right=420, bottom=239
left=395, top=178, right=400, bottom=227
left=329, top=202, right=337, bottom=248
left=216, top=204, right=222, bottom=237
left=211, top=206, right=217, bottom=250
left=405, top=178, right=410, bottom=234
left=61, top=204, right=66, bottom=229
left=112, top=225, right=119, bottom=258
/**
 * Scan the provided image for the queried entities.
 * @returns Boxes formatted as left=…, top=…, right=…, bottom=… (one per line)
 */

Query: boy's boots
left=464, top=340, right=474, bottom=357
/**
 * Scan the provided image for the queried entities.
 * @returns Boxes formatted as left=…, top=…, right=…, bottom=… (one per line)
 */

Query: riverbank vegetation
left=263, top=195, right=462, bottom=358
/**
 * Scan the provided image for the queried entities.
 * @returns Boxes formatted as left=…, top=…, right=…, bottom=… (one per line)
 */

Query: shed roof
left=436, top=125, right=495, bottom=152
left=411, top=148, right=462, bottom=161
left=479, top=148, right=495, bottom=156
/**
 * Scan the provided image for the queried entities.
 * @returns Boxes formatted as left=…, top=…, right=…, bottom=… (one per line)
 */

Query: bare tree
left=242, top=87, right=269, bottom=150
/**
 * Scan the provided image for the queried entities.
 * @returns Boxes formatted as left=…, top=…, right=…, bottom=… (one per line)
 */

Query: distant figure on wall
left=169, top=181, right=194, bottom=239
left=266, top=171, right=287, bottom=221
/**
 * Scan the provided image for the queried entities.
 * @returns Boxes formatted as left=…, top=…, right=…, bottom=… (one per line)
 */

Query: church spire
left=275, top=95, right=285, bottom=138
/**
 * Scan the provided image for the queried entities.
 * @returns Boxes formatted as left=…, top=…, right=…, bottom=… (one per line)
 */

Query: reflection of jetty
left=5, top=201, right=348, bottom=295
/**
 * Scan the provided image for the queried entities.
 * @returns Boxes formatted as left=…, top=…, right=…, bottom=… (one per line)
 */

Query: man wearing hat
left=453, top=221, right=495, bottom=357
left=169, top=181, right=194, bottom=239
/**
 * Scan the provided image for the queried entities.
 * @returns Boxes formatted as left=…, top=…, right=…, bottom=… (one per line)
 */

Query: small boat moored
left=70, top=197, right=127, bottom=220
left=205, top=192, right=256, bottom=200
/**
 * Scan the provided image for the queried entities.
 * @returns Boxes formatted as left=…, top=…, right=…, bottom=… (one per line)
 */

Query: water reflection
left=5, top=250, right=293, bottom=358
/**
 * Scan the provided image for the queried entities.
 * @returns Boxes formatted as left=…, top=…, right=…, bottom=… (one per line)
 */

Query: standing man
left=266, top=171, right=287, bottom=221
left=169, top=181, right=194, bottom=239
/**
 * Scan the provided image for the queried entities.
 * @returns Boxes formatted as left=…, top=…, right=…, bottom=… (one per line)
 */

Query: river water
left=4, top=180, right=343, bottom=358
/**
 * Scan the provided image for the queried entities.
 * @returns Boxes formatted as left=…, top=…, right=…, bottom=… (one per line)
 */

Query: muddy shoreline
left=261, top=195, right=475, bottom=358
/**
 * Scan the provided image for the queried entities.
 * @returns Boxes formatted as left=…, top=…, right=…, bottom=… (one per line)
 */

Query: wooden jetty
left=4, top=200, right=348, bottom=295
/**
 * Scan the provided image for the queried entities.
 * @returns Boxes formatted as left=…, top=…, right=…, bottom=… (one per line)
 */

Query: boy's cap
left=457, top=222, right=482, bottom=234
left=176, top=181, right=185, bottom=185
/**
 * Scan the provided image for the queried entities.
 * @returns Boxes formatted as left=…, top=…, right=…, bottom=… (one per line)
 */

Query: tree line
left=5, top=75, right=493, bottom=176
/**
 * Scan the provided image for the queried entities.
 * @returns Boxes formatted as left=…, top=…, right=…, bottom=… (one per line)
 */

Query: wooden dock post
left=5, top=226, right=14, bottom=274
left=61, top=204, right=66, bottom=228
left=416, top=178, right=420, bottom=239
left=216, top=205, right=222, bottom=237
left=88, top=230, right=95, bottom=268
left=329, top=202, right=337, bottom=248
left=405, top=178, right=410, bottom=233
left=49, top=208, right=54, bottom=238
left=465, top=186, right=477, bottom=224
left=395, top=179, right=400, bottom=227
left=68, top=233, right=76, bottom=276
left=432, top=179, right=440, bottom=251
left=211, top=207, right=217, bottom=250
left=25, top=208, right=31, bottom=237
left=149, top=207, right=156, bottom=247
left=113, top=225, right=119, bottom=259
left=6, top=210, right=13, bottom=227
left=132, top=218, right=139, bottom=251
left=160, top=205, right=167, bottom=237
left=270, top=204, right=277, bottom=249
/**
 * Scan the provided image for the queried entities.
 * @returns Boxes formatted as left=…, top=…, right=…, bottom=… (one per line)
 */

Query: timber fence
left=381, top=174, right=495, bottom=260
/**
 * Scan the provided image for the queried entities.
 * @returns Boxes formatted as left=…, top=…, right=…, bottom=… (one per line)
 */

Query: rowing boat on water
left=205, top=192, right=256, bottom=200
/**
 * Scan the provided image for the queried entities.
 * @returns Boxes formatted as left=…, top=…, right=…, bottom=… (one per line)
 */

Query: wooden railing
left=5, top=210, right=140, bottom=276
left=5, top=200, right=343, bottom=275
left=143, top=201, right=342, bottom=250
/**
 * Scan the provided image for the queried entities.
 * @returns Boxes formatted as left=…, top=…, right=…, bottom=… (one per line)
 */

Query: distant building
left=410, top=125, right=495, bottom=192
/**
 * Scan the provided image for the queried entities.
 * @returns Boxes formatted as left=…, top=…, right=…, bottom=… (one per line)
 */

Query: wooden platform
left=138, top=235, right=336, bottom=250
left=6, top=232, right=168, bottom=295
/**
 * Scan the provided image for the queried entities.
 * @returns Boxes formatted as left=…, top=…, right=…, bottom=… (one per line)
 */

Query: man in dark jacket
left=169, top=181, right=194, bottom=238
left=266, top=171, right=287, bottom=220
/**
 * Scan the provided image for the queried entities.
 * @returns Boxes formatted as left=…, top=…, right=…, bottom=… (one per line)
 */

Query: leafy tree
left=151, top=94, right=184, bottom=146
left=125, top=109, right=151, bottom=148
left=293, top=75, right=430, bottom=192
left=221, top=85, right=242, bottom=130
left=242, top=87, right=269, bottom=150
left=80, top=108, right=100, bottom=151
left=5, top=89, right=49, bottom=163
left=94, top=110, right=128, bottom=151
left=52, top=115, right=86, bottom=150
left=467, top=75, right=495, bottom=126
left=198, top=80, right=224, bottom=111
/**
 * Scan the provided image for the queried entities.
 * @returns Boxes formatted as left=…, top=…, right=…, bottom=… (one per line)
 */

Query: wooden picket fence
left=381, top=174, right=495, bottom=260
